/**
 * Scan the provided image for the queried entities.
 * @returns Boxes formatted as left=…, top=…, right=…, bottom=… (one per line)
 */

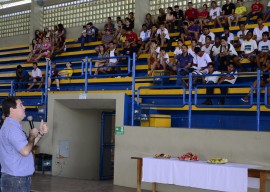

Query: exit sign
left=115, top=126, right=124, bottom=135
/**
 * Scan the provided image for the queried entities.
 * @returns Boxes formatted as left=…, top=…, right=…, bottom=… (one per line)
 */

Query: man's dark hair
left=2, top=96, right=19, bottom=117
left=188, top=2, right=193, bottom=5
left=203, top=25, right=210, bottom=30
left=224, top=26, right=229, bottom=30
left=262, top=31, right=269, bottom=37
left=33, top=62, right=38, bottom=66
left=87, top=22, right=93, bottom=26
left=182, top=44, right=188, bottom=49
left=247, top=31, right=253, bottom=36
left=174, top=5, right=179, bottom=8
left=152, top=24, right=157, bottom=28
left=220, top=36, right=227, bottom=41
left=108, top=17, right=112, bottom=20
left=207, top=63, right=214, bottom=68
left=194, top=46, right=201, bottom=54
left=16, top=65, right=22, bottom=70
left=257, top=17, right=263, bottom=20
left=142, top=24, right=147, bottom=28
left=160, top=47, right=166, bottom=52
left=206, top=35, right=212, bottom=41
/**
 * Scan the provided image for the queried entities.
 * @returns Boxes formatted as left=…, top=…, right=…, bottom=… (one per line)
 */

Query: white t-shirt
left=157, top=28, right=170, bottom=40
left=240, top=39, right=258, bottom=54
left=209, top=7, right=221, bottom=19
left=155, top=47, right=161, bottom=54
left=199, top=32, right=215, bottom=45
left=193, top=52, right=212, bottom=68
left=211, top=44, right=221, bottom=57
left=205, top=71, right=221, bottom=83
left=32, top=68, right=42, bottom=78
left=253, top=26, right=269, bottom=41
left=268, top=1, right=270, bottom=6
left=221, top=32, right=234, bottom=43
left=140, top=30, right=151, bottom=41
left=174, top=47, right=182, bottom=56
left=188, top=48, right=196, bottom=58
left=224, top=70, right=238, bottom=84
left=220, top=43, right=238, bottom=56
left=237, top=30, right=249, bottom=43
left=258, top=40, right=270, bottom=52
left=201, top=44, right=213, bottom=55
left=157, top=53, right=169, bottom=64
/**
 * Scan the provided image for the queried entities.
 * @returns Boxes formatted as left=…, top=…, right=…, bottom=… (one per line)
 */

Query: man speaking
left=0, top=96, right=48, bottom=191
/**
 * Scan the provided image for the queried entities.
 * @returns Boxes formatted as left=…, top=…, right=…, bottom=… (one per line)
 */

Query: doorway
left=99, top=112, right=115, bottom=180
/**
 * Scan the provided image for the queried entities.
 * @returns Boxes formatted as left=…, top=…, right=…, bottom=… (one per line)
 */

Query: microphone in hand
left=27, top=115, right=34, bottom=129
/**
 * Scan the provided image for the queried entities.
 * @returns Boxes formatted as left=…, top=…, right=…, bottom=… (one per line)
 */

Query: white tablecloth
left=142, top=157, right=260, bottom=192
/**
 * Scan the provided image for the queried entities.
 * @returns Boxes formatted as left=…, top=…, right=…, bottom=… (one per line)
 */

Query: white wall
left=114, top=126, right=270, bottom=192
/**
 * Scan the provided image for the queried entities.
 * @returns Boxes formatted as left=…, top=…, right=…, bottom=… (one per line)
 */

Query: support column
left=29, top=0, right=43, bottom=45
left=134, top=0, right=150, bottom=34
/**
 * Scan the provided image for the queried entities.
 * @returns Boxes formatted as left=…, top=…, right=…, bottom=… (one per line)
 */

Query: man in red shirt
left=245, top=0, right=264, bottom=24
left=125, top=29, right=139, bottom=49
left=185, top=2, right=199, bottom=21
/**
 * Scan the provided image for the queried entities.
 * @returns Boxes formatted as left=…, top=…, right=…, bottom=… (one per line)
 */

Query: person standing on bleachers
left=245, top=0, right=264, bottom=25
left=209, top=1, right=223, bottom=28
left=28, top=62, right=43, bottom=90
left=48, top=63, right=60, bottom=91
left=15, top=65, right=30, bottom=89
left=228, top=0, right=247, bottom=27
left=253, top=17, right=269, bottom=43
left=222, top=0, right=236, bottom=26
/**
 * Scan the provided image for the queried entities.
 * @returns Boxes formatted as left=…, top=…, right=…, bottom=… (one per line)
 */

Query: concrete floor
left=31, top=174, right=148, bottom=192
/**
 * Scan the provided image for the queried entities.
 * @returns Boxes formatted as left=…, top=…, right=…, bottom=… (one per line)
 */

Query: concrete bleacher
left=0, top=17, right=269, bottom=126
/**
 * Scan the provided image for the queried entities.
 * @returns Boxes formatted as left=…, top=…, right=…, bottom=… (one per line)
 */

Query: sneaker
left=202, top=99, right=212, bottom=105
left=241, top=97, right=249, bottom=103
left=57, top=88, right=60, bottom=91
left=115, top=76, right=121, bottom=78
left=47, top=88, right=50, bottom=91
left=218, top=100, right=225, bottom=105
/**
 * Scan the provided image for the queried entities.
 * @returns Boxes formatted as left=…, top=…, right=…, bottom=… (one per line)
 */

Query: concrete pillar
left=134, top=0, right=150, bottom=34
left=29, top=0, right=43, bottom=44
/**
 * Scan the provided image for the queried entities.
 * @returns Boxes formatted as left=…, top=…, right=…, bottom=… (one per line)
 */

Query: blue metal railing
left=132, top=64, right=270, bottom=131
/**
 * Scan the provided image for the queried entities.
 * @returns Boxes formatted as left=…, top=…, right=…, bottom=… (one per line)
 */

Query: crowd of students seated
left=19, top=0, right=270, bottom=97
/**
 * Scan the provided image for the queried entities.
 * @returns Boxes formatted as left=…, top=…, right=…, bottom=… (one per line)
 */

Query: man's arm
left=20, top=128, right=38, bottom=156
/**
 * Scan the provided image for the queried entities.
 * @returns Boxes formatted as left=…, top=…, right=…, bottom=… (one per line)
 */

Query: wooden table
left=131, top=157, right=270, bottom=192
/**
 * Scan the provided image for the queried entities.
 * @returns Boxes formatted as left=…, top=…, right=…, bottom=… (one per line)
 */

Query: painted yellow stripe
left=0, top=44, right=28, bottom=51
left=151, top=105, right=270, bottom=112
left=0, top=49, right=30, bottom=56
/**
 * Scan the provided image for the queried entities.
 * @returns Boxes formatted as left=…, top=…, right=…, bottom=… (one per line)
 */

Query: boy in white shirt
left=201, top=36, right=214, bottom=55
left=209, top=1, right=222, bottom=28
left=256, top=31, right=270, bottom=69
left=150, top=47, right=169, bottom=76
left=28, top=62, right=43, bottom=90
left=235, top=23, right=249, bottom=48
left=139, top=24, right=151, bottom=47
left=218, top=63, right=238, bottom=105
left=210, top=36, right=221, bottom=70
left=199, top=25, right=215, bottom=46
left=240, top=31, right=258, bottom=71
left=192, top=46, right=212, bottom=76
left=253, top=17, right=269, bottom=42
left=157, top=23, right=170, bottom=48
left=201, top=63, right=221, bottom=105
left=219, top=37, right=243, bottom=71
left=221, top=26, right=234, bottom=44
